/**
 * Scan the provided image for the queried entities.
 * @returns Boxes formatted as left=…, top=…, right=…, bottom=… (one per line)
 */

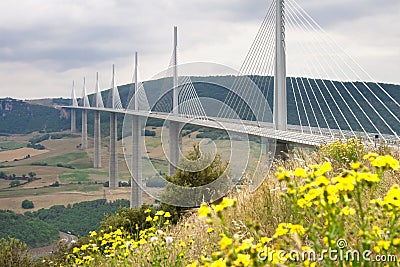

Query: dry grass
left=0, top=147, right=49, bottom=162
left=158, top=144, right=400, bottom=264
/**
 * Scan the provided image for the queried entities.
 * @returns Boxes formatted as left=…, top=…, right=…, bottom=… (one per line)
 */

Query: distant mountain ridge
left=0, top=76, right=399, bottom=135
left=0, top=98, right=69, bottom=134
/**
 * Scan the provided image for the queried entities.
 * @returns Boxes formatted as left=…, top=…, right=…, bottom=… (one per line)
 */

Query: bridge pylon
left=168, top=26, right=182, bottom=176
left=81, top=77, right=90, bottom=149
left=108, top=65, right=121, bottom=189
left=93, top=72, right=103, bottom=168
left=273, top=0, right=287, bottom=131
left=70, top=81, right=78, bottom=133
left=131, top=52, right=143, bottom=209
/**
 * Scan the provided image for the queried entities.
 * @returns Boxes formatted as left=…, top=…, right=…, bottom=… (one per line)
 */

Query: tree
left=162, top=144, right=231, bottom=207
left=9, top=180, right=20, bottom=188
left=21, top=200, right=34, bottom=209
left=28, top=172, right=36, bottom=178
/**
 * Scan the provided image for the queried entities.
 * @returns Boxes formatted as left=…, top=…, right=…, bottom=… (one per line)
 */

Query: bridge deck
left=63, top=106, right=333, bottom=146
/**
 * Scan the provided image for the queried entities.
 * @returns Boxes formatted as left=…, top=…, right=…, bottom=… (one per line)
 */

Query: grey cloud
left=0, top=0, right=398, bottom=99
left=299, top=0, right=400, bottom=27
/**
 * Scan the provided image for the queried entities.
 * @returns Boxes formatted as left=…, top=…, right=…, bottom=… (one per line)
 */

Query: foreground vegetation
left=1, top=140, right=399, bottom=266
left=0, top=199, right=129, bottom=248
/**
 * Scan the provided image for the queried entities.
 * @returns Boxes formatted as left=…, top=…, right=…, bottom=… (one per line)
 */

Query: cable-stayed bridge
left=63, top=0, right=400, bottom=208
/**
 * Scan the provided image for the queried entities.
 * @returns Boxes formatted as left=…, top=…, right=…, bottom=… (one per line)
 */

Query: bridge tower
left=81, top=77, right=90, bottom=149
left=70, top=81, right=78, bottom=132
left=109, top=64, right=121, bottom=189
left=93, top=72, right=104, bottom=168
left=168, top=26, right=182, bottom=176
left=131, top=51, right=143, bottom=209
left=273, top=0, right=287, bottom=131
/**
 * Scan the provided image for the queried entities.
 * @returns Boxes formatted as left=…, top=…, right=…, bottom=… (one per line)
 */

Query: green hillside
left=1, top=76, right=399, bottom=135
left=0, top=98, right=69, bottom=134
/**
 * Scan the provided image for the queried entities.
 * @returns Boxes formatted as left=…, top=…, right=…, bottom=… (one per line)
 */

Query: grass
left=59, top=170, right=107, bottom=183
left=29, top=152, right=93, bottom=169
left=45, top=152, right=88, bottom=166
left=0, top=184, right=101, bottom=198
left=0, top=142, right=26, bottom=151
left=173, top=143, right=400, bottom=262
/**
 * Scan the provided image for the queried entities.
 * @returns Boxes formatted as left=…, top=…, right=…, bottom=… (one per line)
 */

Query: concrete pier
left=94, top=111, right=101, bottom=168
left=109, top=112, right=118, bottom=189
left=130, top=115, right=142, bottom=209
left=70, top=110, right=76, bottom=132
left=81, top=110, right=88, bottom=149
left=168, top=121, right=182, bottom=176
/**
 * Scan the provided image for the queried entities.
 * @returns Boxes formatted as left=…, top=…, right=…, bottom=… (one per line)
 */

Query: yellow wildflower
left=155, top=210, right=165, bottom=216
left=339, top=206, right=355, bottom=216
left=276, top=167, right=291, bottom=181
left=144, top=208, right=151, bottom=213
left=234, top=254, right=251, bottom=266
left=351, top=162, right=362, bottom=170
left=198, top=204, right=211, bottom=218
left=293, top=167, right=307, bottom=178
left=383, top=184, right=400, bottom=207
left=219, top=235, right=233, bottom=250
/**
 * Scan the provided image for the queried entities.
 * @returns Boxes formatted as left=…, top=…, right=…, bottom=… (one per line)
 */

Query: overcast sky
left=0, top=0, right=399, bottom=99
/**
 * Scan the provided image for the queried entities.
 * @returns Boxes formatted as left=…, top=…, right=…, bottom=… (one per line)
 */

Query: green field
left=0, top=184, right=102, bottom=198
left=59, top=169, right=107, bottom=183
left=0, top=141, right=26, bottom=151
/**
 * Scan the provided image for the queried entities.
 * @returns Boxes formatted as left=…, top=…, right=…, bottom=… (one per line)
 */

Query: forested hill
left=1, top=76, right=399, bottom=135
left=0, top=98, right=69, bottom=134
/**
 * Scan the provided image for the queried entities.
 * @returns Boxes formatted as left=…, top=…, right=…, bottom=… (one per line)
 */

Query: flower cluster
left=320, top=138, right=365, bottom=166
left=67, top=210, right=190, bottom=266
left=65, top=149, right=399, bottom=267
left=190, top=153, right=399, bottom=267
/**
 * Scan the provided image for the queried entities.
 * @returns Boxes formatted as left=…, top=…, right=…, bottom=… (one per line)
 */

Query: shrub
left=21, top=200, right=34, bottom=209
left=0, top=238, right=32, bottom=267
left=319, top=138, right=365, bottom=168
left=10, top=180, right=21, bottom=187
left=163, top=144, right=230, bottom=206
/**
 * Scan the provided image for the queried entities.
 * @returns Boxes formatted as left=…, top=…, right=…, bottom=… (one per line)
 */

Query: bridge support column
left=130, top=115, right=142, bottom=209
left=273, top=0, right=287, bottom=131
left=109, top=112, right=118, bottom=189
left=168, top=121, right=182, bottom=176
left=94, top=111, right=101, bottom=168
left=81, top=110, right=88, bottom=149
left=71, top=110, right=76, bottom=132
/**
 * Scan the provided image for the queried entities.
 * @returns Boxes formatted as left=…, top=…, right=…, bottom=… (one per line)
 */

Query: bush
left=10, top=180, right=21, bottom=187
left=319, top=138, right=365, bottom=167
left=21, top=200, right=34, bottom=209
left=0, top=238, right=32, bottom=267
left=163, top=143, right=230, bottom=207
left=31, top=162, right=48, bottom=166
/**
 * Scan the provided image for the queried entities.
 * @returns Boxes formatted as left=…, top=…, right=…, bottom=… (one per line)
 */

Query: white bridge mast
left=274, top=0, right=287, bottom=131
